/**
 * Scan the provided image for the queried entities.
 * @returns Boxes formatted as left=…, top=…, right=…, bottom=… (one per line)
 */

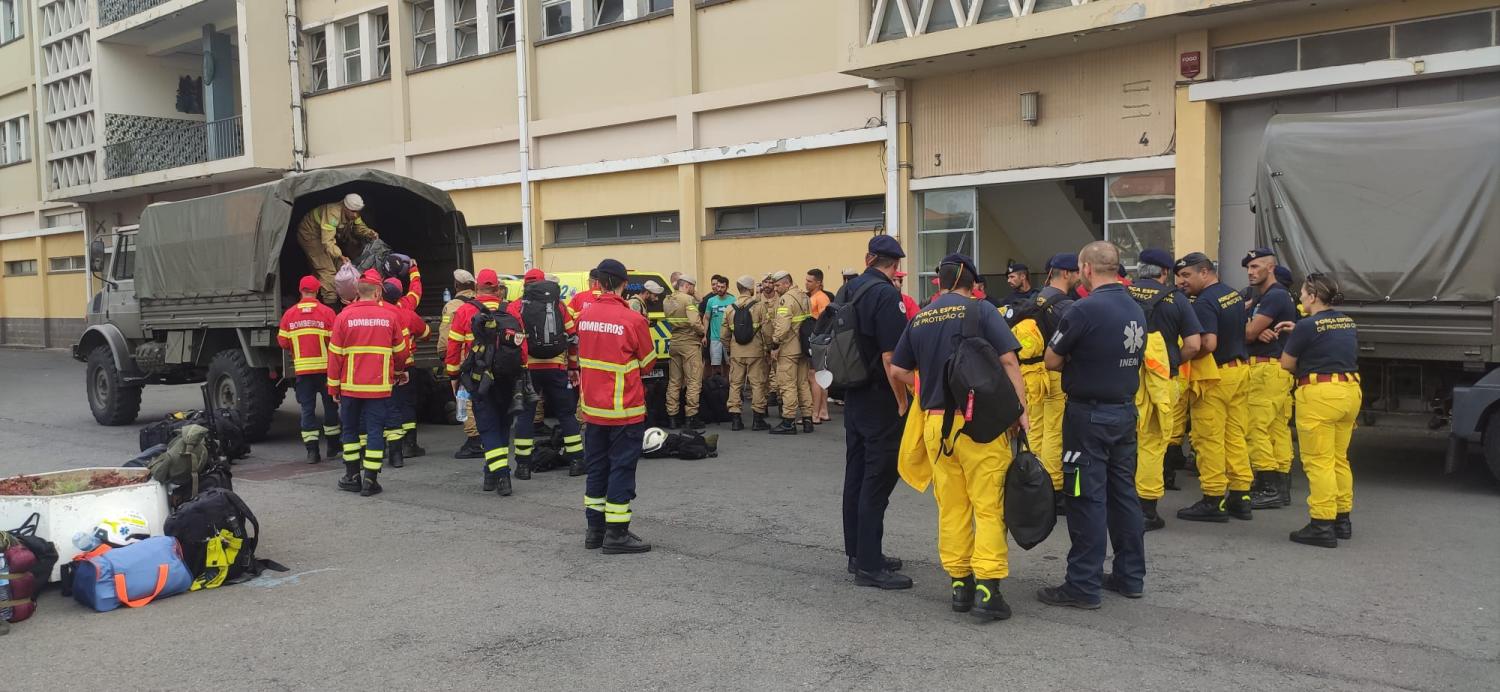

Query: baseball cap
left=678, top=275, right=697, bottom=286
left=1006, top=262, right=1028, bottom=275
left=1274, top=265, right=1293, bottom=288
left=452, top=268, right=475, bottom=285
left=736, top=275, right=756, bottom=290
left=1138, top=249, right=1174, bottom=270
left=841, top=268, right=859, bottom=279
left=643, top=280, right=665, bottom=295
left=938, top=253, right=979, bottom=280
left=1174, top=252, right=1214, bottom=273
left=595, top=258, right=628, bottom=281
left=342, top=193, right=365, bottom=211
left=298, top=275, right=321, bottom=293
left=476, top=268, right=500, bottom=286
left=382, top=282, right=402, bottom=303
left=770, top=270, right=791, bottom=282
left=358, top=269, right=383, bottom=286
left=1241, top=247, right=1276, bottom=267
left=867, top=235, right=906, bottom=259
left=523, top=268, right=545, bottom=283
left=1046, top=253, right=1079, bottom=272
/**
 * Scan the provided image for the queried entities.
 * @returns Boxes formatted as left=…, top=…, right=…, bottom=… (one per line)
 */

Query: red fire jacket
left=568, top=289, right=602, bottom=316
left=443, top=295, right=504, bottom=376
left=277, top=299, right=337, bottom=375
left=394, top=263, right=423, bottom=312
left=327, top=299, right=408, bottom=398
left=385, top=300, right=430, bottom=367
left=576, top=293, right=655, bottom=425
left=507, top=298, right=579, bottom=370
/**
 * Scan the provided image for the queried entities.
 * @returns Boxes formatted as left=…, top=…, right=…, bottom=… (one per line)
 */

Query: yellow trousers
left=727, top=355, right=768, bottom=414
left=1134, top=376, right=1178, bottom=501
left=667, top=340, right=703, bottom=417
left=1295, top=381, right=1360, bottom=519
left=1274, top=383, right=1294, bottom=472
left=775, top=351, right=811, bottom=419
left=923, top=414, right=1012, bottom=580
left=1191, top=364, right=1252, bottom=495
left=1169, top=377, right=1190, bottom=446
left=1247, top=362, right=1294, bottom=472
left=1026, top=369, right=1065, bottom=491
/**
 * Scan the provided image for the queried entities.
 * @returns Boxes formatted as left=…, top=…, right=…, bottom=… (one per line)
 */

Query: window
left=114, top=235, right=135, bottom=281
left=918, top=189, right=976, bottom=302
left=375, top=12, right=391, bottom=77
left=977, top=0, right=1012, bottom=23
left=713, top=197, right=886, bottom=235
left=471, top=223, right=523, bottom=248
left=648, top=0, right=672, bottom=12
left=412, top=1, right=437, bottom=68
left=1215, top=40, right=1298, bottom=80
left=542, top=0, right=572, bottom=38
left=451, top=0, right=477, bottom=59
left=1394, top=13, right=1494, bottom=58
left=1299, top=27, right=1389, bottom=71
left=495, top=0, right=516, bottom=50
left=1104, top=170, right=1175, bottom=269
left=4, top=259, right=37, bottom=277
left=925, top=0, right=959, bottom=33
left=875, top=0, right=905, bottom=42
left=1, top=0, right=23, bottom=44
left=49, top=256, right=86, bottom=273
left=554, top=212, right=679, bottom=244
left=306, top=30, right=329, bottom=91
left=0, top=116, right=27, bottom=165
left=44, top=210, right=84, bottom=228
left=593, top=0, right=623, bottom=27
left=1215, top=11, right=1500, bottom=80
left=340, top=19, right=362, bottom=84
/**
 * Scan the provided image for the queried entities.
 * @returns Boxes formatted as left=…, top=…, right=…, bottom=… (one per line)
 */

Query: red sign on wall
left=1181, top=51, right=1202, bottom=79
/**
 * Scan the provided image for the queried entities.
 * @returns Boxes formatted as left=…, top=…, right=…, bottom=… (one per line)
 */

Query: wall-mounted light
left=1020, top=91, right=1039, bottom=126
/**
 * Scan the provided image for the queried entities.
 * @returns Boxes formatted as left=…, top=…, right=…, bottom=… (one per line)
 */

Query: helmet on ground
left=95, top=512, right=150, bottom=547
left=642, top=427, right=667, bottom=454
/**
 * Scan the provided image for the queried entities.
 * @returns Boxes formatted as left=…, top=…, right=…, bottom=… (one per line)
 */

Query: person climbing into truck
left=296, top=193, right=381, bottom=306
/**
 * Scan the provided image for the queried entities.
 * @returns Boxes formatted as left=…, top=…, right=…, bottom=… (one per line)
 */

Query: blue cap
left=381, top=282, right=402, bottom=303
left=868, top=235, right=906, bottom=259
left=1138, top=248, right=1174, bottom=270
left=1175, top=252, right=1213, bottom=272
left=1046, top=253, right=1078, bottom=272
left=1241, top=247, right=1276, bottom=267
left=595, top=258, right=628, bottom=281
left=1006, top=261, right=1028, bottom=274
left=937, top=253, right=979, bottom=280
left=1274, top=265, right=1293, bottom=288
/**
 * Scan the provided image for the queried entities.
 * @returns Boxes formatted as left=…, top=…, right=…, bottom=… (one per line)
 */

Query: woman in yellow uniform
left=1276, top=273, right=1359, bottom=548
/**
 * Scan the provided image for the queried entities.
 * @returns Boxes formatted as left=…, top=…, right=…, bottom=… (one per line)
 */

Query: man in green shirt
left=704, top=274, right=737, bottom=378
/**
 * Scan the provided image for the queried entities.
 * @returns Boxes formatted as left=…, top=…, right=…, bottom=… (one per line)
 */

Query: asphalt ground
left=1, top=348, right=1496, bottom=690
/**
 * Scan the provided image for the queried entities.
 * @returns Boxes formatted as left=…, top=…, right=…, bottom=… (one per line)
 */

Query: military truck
left=74, top=169, right=472, bottom=441
left=1254, top=98, right=1500, bottom=479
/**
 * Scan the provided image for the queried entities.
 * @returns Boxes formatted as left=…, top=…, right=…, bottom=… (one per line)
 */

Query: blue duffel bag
left=72, top=536, right=193, bottom=612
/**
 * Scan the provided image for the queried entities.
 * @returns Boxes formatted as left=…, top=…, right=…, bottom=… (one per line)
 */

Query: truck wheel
left=1484, top=413, right=1500, bottom=483
left=206, top=349, right=277, bottom=442
left=86, top=345, right=142, bottom=426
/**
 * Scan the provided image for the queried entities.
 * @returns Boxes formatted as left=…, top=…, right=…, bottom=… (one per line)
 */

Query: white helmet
left=95, top=512, right=150, bottom=547
left=642, top=427, right=667, bottom=454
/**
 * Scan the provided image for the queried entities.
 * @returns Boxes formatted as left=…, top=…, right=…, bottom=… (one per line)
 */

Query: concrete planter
left=0, top=468, right=169, bottom=582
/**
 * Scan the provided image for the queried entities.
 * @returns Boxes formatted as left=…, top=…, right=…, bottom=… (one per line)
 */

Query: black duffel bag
left=1004, top=434, right=1056, bottom=550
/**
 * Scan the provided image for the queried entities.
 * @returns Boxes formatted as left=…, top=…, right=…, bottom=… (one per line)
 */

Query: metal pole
left=881, top=87, right=900, bottom=238
left=284, top=0, right=307, bottom=173
left=516, top=0, right=533, bottom=270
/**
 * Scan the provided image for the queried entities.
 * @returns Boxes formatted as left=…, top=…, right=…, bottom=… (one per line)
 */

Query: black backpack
left=1004, top=435, right=1056, bottom=550
left=807, top=280, right=879, bottom=390
left=163, top=488, right=285, bottom=589
left=137, top=407, right=250, bottom=462
left=521, top=280, right=569, bottom=360
left=941, top=301, right=1024, bottom=454
left=700, top=373, right=731, bottom=423
left=732, top=300, right=759, bottom=346
left=459, top=300, right=524, bottom=396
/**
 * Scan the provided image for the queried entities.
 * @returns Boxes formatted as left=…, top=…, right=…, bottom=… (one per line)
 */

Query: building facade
left=0, top=0, right=1496, bottom=346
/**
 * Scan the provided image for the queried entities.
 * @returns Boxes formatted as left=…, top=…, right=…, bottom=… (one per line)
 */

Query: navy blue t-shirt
left=1284, top=309, right=1359, bottom=378
left=892, top=293, right=1021, bottom=411
left=1048, top=283, right=1146, bottom=402
left=1247, top=282, right=1298, bottom=359
left=1127, top=278, right=1204, bottom=374
left=1192, top=282, right=1248, bottom=365
left=844, top=267, right=908, bottom=396
left=1032, top=286, right=1073, bottom=339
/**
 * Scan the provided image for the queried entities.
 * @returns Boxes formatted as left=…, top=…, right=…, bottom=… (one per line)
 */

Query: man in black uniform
left=1242, top=248, right=1299, bottom=510
left=998, top=261, right=1037, bottom=312
left=841, top=234, right=913, bottom=589
left=1038, top=241, right=1148, bottom=609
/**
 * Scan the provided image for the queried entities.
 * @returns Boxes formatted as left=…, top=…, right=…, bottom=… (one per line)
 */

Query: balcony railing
left=98, top=0, right=177, bottom=27
left=103, top=115, right=244, bottom=179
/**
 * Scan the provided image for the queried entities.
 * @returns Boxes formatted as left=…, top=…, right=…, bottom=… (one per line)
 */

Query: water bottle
left=0, top=553, right=11, bottom=622
left=442, top=288, right=452, bottom=302
left=73, top=530, right=104, bottom=552
left=455, top=388, right=470, bottom=422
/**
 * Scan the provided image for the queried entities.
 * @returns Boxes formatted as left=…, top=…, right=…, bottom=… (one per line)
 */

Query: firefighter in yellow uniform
left=768, top=270, right=813, bottom=435
left=663, top=276, right=705, bottom=429
left=1026, top=254, right=1081, bottom=497
left=295, top=194, right=379, bottom=305
left=722, top=275, right=772, bottom=432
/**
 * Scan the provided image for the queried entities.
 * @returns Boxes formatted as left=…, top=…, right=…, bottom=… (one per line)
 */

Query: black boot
left=801, top=417, right=815, bottom=434
left=1225, top=489, right=1253, bottom=520
left=496, top=473, right=513, bottom=496
left=1333, top=512, right=1352, bottom=539
left=601, top=524, right=651, bottom=554
left=731, top=416, right=744, bottom=431
left=1279, top=472, right=1294, bottom=507
left=584, top=527, right=605, bottom=550
left=403, top=431, right=426, bottom=458
left=514, top=458, right=532, bottom=481
left=687, top=415, right=704, bottom=430
left=769, top=418, right=798, bottom=435
left=568, top=456, right=585, bottom=477
left=482, top=470, right=498, bottom=492
left=1141, top=498, right=1165, bottom=532
left=1250, top=471, right=1281, bottom=510
left=1177, top=495, right=1228, bottom=523
left=846, top=556, right=903, bottom=574
left=386, top=441, right=404, bottom=468
left=305, top=441, right=322, bottom=465
left=360, top=470, right=382, bottom=497
left=951, top=574, right=976, bottom=613
left=1054, top=492, right=1067, bottom=517
left=1102, top=573, right=1143, bottom=599
left=751, top=413, right=771, bottom=431
left=455, top=437, right=484, bottom=459
left=854, top=567, right=913, bottom=590
left=338, top=463, right=362, bottom=492
left=1164, top=466, right=1179, bottom=491
left=664, top=416, right=680, bottom=430
left=971, top=579, right=1012, bottom=620
left=325, top=435, right=341, bottom=460
left=1290, top=519, right=1338, bottom=548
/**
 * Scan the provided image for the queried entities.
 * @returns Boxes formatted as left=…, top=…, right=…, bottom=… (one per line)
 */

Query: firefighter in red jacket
left=509, top=268, right=584, bottom=479
left=577, top=259, right=656, bottom=554
left=277, top=275, right=341, bottom=464
left=328, top=270, right=409, bottom=496
left=445, top=269, right=518, bottom=496
left=381, top=275, right=430, bottom=469
left=569, top=269, right=604, bottom=315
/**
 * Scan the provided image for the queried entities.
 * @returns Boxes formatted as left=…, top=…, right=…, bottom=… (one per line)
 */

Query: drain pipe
left=870, top=79, right=903, bottom=239
left=284, top=0, right=307, bottom=173
left=515, top=0, right=533, bottom=269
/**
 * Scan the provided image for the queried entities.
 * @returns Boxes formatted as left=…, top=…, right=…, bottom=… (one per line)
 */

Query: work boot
left=950, top=574, right=976, bottom=613
left=360, top=470, right=382, bottom=497
left=846, top=556, right=903, bottom=575
left=1225, top=489, right=1253, bottom=520
left=584, top=527, right=605, bottom=550
left=1176, top=495, right=1229, bottom=523
left=1101, top=573, right=1143, bottom=599
left=686, top=415, right=704, bottom=430
left=496, top=473, right=513, bottom=497
left=1054, top=492, right=1067, bottom=517
left=1279, top=472, right=1294, bottom=507
left=514, top=459, right=532, bottom=481
left=1250, top=471, right=1281, bottom=510
left=1164, top=466, right=1179, bottom=491
left=568, top=456, right=585, bottom=477
left=664, top=416, right=680, bottom=430
left=387, top=442, right=404, bottom=468
left=337, top=463, right=363, bottom=493
left=482, top=471, right=498, bottom=493
left=1141, top=498, right=1165, bottom=532
left=1333, top=512, right=1352, bottom=540
left=731, top=416, right=744, bottom=431
left=801, top=417, right=815, bottom=434
left=601, top=525, right=651, bottom=554
left=972, top=579, right=1011, bottom=620
left=1289, top=519, right=1338, bottom=548
left=854, top=568, right=913, bottom=590
left=751, top=413, right=771, bottom=431
left=402, top=431, right=426, bottom=459
left=769, top=418, right=798, bottom=435
left=1036, top=584, right=1101, bottom=610
left=454, top=437, right=484, bottom=459
left=325, top=435, right=341, bottom=460
left=305, top=442, right=322, bottom=465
